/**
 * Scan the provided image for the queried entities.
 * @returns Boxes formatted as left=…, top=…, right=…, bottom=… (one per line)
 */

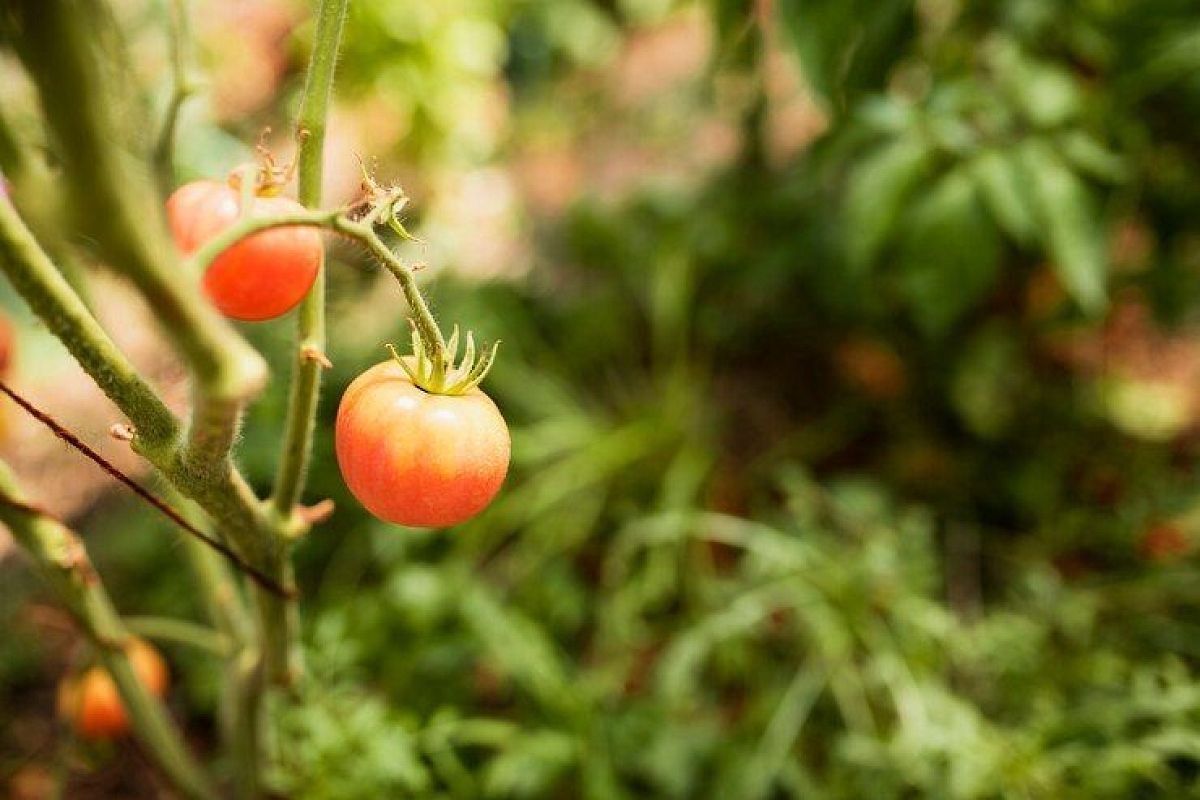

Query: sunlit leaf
left=844, top=133, right=934, bottom=272
left=775, top=0, right=915, bottom=110
left=969, top=148, right=1038, bottom=245
left=1019, top=140, right=1108, bottom=314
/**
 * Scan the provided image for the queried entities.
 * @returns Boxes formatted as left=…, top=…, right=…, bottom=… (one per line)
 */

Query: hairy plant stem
left=0, top=200, right=180, bottom=452
left=124, top=616, right=232, bottom=655
left=161, top=487, right=266, bottom=800
left=0, top=462, right=217, bottom=800
left=0, top=197, right=285, bottom=791
left=8, top=0, right=267, bottom=402
left=0, top=2, right=411, bottom=794
left=0, top=196, right=277, bottom=568
left=188, top=210, right=448, bottom=366
left=0, top=107, right=93, bottom=307
left=271, top=0, right=350, bottom=521
left=153, top=0, right=197, bottom=198
left=6, top=0, right=309, bottom=695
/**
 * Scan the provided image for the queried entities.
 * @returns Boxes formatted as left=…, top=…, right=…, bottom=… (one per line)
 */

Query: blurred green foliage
left=8, top=0, right=1200, bottom=797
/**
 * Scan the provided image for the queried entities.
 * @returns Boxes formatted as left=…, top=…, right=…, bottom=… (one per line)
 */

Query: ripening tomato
left=335, top=360, right=510, bottom=527
left=166, top=180, right=322, bottom=321
left=58, top=639, right=169, bottom=740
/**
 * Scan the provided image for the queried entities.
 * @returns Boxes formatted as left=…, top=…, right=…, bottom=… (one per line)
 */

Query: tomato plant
left=0, top=0, right=512, bottom=793
left=58, top=639, right=169, bottom=740
left=335, top=357, right=510, bottom=527
left=167, top=179, right=322, bottom=322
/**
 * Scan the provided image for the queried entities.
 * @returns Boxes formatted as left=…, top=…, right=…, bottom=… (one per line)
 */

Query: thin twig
left=0, top=380, right=294, bottom=599
left=185, top=204, right=448, bottom=369
left=153, top=0, right=196, bottom=197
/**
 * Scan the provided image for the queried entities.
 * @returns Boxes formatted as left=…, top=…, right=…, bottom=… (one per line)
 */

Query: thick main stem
left=4, top=1, right=276, bottom=562
left=0, top=212, right=268, bottom=561
left=0, top=200, right=180, bottom=453
left=163, top=487, right=264, bottom=800
left=0, top=463, right=217, bottom=800
left=8, top=0, right=267, bottom=402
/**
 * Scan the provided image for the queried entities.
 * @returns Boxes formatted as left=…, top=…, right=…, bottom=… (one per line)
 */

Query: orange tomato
left=58, top=639, right=169, bottom=740
left=166, top=179, right=322, bottom=321
left=335, top=360, right=510, bottom=527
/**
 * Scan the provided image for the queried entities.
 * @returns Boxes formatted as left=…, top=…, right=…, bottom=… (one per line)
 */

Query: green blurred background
left=6, top=0, right=1200, bottom=796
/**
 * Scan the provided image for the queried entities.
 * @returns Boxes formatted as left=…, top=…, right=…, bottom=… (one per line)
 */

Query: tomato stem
left=184, top=191, right=468, bottom=393
left=124, top=616, right=232, bottom=656
left=152, top=0, right=197, bottom=199
left=0, top=463, right=218, bottom=800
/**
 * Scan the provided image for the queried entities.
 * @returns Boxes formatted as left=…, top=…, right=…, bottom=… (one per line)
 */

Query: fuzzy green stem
left=0, top=159, right=283, bottom=654
left=6, top=0, right=277, bottom=563
left=8, top=0, right=268, bottom=402
left=228, top=644, right=265, bottom=800
left=160, top=487, right=264, bottom=799
left=7, top=0, right=298, bottom=689
left=187, top=210, right=341, bottom=281
left=358, top=230, right=448, bottom=361
left=0, top=200, right=180, bottom=452
left=271, top=0, right=349, bottom=519
left=165, top=484, right=253, bottom=643
left=124, top=616, right=231, bottom=656
left=0, top=107, right=94, bottom=308
left=189, top=207, right=448, bottom=368
left=0, top=463, right=217, bottom=800
left=153, top=0, right=196, bottom=198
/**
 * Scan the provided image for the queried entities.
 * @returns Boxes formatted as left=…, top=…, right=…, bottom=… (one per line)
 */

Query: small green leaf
left=990, top=39, right=1082, bottom=128
left=1057, top=130, right=1128, bottom=183
left=969, top=148, right=1038, bottom=245
left=895, top=167, right=1002, bottom=338
left=1019, top=140, right=1108, bottom=314
left=775, top=0, right=915, bottom=110
left=460, top=584, right=577, bottom=717
left=483, top=730, right=577, bottom=799
left=844, top=133, right=934, bottom=272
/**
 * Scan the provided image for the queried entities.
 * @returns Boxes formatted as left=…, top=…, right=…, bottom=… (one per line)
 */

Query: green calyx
left=386, top=323, right=499, bottom=396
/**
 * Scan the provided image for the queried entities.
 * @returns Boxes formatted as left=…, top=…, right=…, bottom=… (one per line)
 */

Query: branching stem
left=0, top=461, right=218, bottom=800
left=187, top=206, right=449, bottom=367
left=0, top=379, right=292, bottom=598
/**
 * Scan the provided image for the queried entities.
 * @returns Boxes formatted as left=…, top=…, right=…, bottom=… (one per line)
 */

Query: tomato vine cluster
left=165, top=164, right=510, bottom=530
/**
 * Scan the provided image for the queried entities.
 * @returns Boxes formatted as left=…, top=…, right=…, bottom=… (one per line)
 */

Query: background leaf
left=895, top=167, right=1002, bottom=337
left=1019, top=140, right=1108, bottom=314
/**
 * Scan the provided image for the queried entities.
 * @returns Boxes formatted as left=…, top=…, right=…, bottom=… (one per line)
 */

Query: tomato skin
left=166, top=180, right=322, bottom=322
left=58, top=639, right=169, bottom=740
left=335, top=360, right=510, bottom=527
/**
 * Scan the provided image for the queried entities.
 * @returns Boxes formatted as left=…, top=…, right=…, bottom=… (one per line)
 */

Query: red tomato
left=335, top=360, right=510, bottom=527
left=166, top=180, right=322, bottom=321
left=58, top=639, right=169, bottom=740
